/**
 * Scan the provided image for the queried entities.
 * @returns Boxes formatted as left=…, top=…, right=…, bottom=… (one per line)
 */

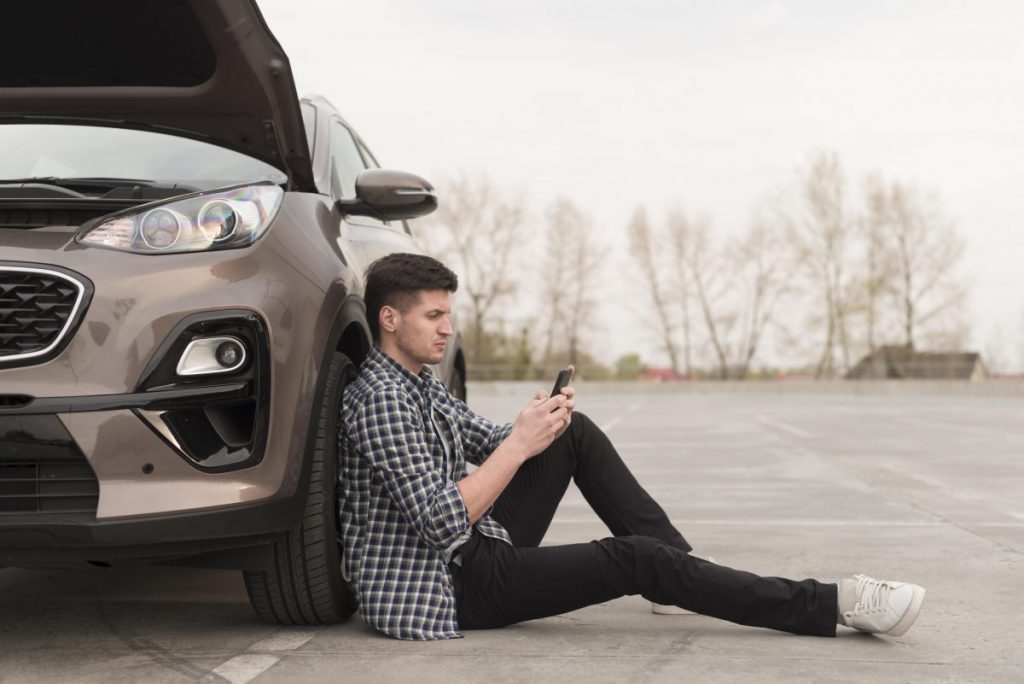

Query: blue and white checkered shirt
left=338, top=347, right=513, bottom=640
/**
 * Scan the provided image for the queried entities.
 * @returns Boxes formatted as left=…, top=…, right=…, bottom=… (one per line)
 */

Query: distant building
left=638, top=367, right=685, bottom=382
left=846, top=345, right=987, bottom=380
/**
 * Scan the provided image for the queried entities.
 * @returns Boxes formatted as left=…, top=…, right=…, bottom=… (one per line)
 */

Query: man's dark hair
left=364, top=253, right=458, bottom=342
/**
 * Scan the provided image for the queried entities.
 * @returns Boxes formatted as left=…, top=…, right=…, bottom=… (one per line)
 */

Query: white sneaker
left=651, top=555, right=715, bottom=615
left=838, top=574, right=926, bottom=636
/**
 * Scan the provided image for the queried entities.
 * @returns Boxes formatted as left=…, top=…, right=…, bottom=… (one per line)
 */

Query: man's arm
left=455, top=398, right=513, bottom=466
left=358, top=387, right=472, bottom=550
left=456, top=382, right=577, bottom=467
left=456, top=391, right=572, bottom=523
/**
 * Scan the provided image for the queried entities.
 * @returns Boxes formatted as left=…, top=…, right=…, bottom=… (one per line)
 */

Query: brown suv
left=0, top=0, right=466, bottom=625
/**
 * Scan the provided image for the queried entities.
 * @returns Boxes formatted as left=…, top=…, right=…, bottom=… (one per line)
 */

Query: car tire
left=449, top=365, right=467, bottom=403
left=243, top=350, right=358, bottom=625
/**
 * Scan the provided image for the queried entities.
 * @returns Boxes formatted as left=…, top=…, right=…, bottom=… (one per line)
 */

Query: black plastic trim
left=132, top=309, right=271, bottom=472
left=0, top=383, right=248, bottom=416
left=0, top=197, right=142, bottom=212
left=0, top=495, right=298, bottom=566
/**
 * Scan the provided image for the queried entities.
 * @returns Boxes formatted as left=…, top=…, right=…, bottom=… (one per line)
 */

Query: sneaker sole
left=652, top=603, right=694, bottom=615
left=886, top=585, right=926, bottom=637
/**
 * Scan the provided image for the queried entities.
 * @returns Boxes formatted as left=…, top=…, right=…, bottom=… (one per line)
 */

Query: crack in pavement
left=95, top=596, right=229, bottom=683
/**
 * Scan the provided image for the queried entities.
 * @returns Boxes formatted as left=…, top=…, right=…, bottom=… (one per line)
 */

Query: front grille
left=0, top=415, right=99, bottom=517
left=0, top=266, right=86, bottom=363
left=0, top=207, right=111, bottom=229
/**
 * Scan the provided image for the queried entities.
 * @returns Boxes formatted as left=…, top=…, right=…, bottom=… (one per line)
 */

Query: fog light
left=176, top=336, right=247, bottom=376
left=216, top=340, right=243, bottom=367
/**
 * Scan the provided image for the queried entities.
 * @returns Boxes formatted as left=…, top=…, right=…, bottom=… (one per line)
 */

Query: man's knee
left=570, top=410, right=594, bottom=435
left=591, top=534, right=666, bottom=574
left=562, top=410, right=595, bottom=452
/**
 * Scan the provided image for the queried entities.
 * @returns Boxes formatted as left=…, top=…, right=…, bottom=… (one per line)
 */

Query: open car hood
left=0, top=0, right=314, bottom=191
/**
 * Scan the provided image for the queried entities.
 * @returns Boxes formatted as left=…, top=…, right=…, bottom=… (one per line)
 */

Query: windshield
left=0, top=124, right=288, bottom=189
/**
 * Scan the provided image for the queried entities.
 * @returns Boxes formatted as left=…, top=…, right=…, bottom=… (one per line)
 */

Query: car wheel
left=243, top=350, right=358, bottom=625
left=449, top=365, right=467, bottom=403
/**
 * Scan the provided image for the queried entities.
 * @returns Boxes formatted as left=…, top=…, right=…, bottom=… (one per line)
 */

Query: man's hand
left=508, top=385, right=574, bottom=460
left=553, top=384, right=576, bottom=438
left=550, top=363, right=576, bottom=439
left=456, top=376, right=577, bottom=523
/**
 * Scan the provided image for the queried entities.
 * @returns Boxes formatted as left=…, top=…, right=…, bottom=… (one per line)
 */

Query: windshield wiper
left=0, top=176, right=157, bottom=188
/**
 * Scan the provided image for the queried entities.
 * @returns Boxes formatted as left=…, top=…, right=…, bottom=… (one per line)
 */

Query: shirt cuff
left=434, top=480, right=471, bottom=547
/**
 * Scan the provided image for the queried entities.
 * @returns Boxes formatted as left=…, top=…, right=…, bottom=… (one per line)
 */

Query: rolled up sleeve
left=358, top=388, right=470, bottom=550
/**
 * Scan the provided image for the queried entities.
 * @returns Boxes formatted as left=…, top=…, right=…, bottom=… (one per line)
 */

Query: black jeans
left=452, top=412, right=838, bottom=637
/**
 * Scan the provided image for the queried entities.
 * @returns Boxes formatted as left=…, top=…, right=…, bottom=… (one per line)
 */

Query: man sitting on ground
left=337, top=252, right=926, bottom=641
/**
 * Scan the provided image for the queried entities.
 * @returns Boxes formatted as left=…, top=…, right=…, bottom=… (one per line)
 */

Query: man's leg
left=454, top=533, right=837, bottom=637
left=490, top=412, right=692, bottom=552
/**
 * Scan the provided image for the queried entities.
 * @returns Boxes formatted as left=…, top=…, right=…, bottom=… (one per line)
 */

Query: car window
left=357, top=141, right=380, bottom=169
left=0, top=124, right=287, bottom=189
left=329, top=121, right=366, bottom=200
left=301, top=103, right=316, bottom=154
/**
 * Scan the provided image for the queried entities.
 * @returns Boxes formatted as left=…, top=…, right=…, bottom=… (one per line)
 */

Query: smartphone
left=550, top=367, right=573, bottom=397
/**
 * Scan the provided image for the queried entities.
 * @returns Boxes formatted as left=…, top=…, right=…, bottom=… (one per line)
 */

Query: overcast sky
left=259, top=0, right=1024, bottom=372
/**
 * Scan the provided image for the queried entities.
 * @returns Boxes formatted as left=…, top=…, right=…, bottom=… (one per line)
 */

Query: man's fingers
left=549, top=404, right=570, bottom=426
left=541, top=394, right=568, bottom=413
left=525, top=390, right=546, bottom=409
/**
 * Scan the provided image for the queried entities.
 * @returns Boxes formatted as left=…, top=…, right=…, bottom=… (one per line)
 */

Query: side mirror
left=337, top=169, right=437, bottom=221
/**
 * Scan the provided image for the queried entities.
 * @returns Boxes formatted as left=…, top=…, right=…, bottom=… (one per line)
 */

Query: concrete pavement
left=2, top=385, right=1022, bottom=683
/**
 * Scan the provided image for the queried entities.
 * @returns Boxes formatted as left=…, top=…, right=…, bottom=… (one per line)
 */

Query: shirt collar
left=367, top=346, right=435, bottom=395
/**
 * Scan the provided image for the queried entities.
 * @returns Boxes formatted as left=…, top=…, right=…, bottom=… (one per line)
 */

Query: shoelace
left=853, top=574, right=891, bottom=615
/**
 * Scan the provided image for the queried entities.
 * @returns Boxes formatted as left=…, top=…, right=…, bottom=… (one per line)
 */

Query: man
left=338, top=253, right=926, bottom=641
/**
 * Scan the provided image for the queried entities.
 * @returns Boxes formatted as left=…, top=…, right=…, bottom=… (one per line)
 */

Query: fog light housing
left=176, top=336, right=247, bottom=376
left=135, top=311, right=269, bottom=472
left=215, top=340, right=243, bottom=367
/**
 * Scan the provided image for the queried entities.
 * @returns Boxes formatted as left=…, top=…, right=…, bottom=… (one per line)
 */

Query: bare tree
left=684, top=219, right=733, bottom=379
left=859, top=174, right=900, bottom=353
left=539, top=197, right=605, bottom=367
left=784, top=151, right=855, bottom=378
left=628, top=206, right=681, bottom=376
left=538, top=204, right=571, bottom=365
left=678, top=214, right=790, bottom=380
left=887, top=182, right=967, bottom=349
left=665, top=208, right=696, bottom=378
left=424, top=172, right=525, bottom=363
left=730, top=217, right=792, bottom=378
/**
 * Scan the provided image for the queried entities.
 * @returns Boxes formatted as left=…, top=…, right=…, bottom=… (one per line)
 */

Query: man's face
left=384, top=289, right=454, bottom=371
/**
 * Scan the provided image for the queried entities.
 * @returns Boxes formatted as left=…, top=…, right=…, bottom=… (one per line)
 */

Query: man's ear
left=379, top=305, right=399, bottom=334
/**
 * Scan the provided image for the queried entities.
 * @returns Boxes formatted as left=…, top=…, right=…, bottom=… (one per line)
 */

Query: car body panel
left=0, top=28, right=461, bottom=570
left=0, top=191, right=354, bottom=522
left=0, top=0, right=314, bottom=191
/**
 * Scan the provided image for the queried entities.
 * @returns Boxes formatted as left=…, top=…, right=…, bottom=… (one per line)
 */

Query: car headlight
left=77, top=183, right=283, bottom=255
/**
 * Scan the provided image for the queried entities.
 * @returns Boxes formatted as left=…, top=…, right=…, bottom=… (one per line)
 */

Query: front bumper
left=0, top=486, right=297, bottom=566
left=0, top=197, right=345, bottom=562
left=0, top=315, right=304, bottom=564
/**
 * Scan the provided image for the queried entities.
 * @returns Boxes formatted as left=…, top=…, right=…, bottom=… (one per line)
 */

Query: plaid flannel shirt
left=338, top=347, right=513, bottom=640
